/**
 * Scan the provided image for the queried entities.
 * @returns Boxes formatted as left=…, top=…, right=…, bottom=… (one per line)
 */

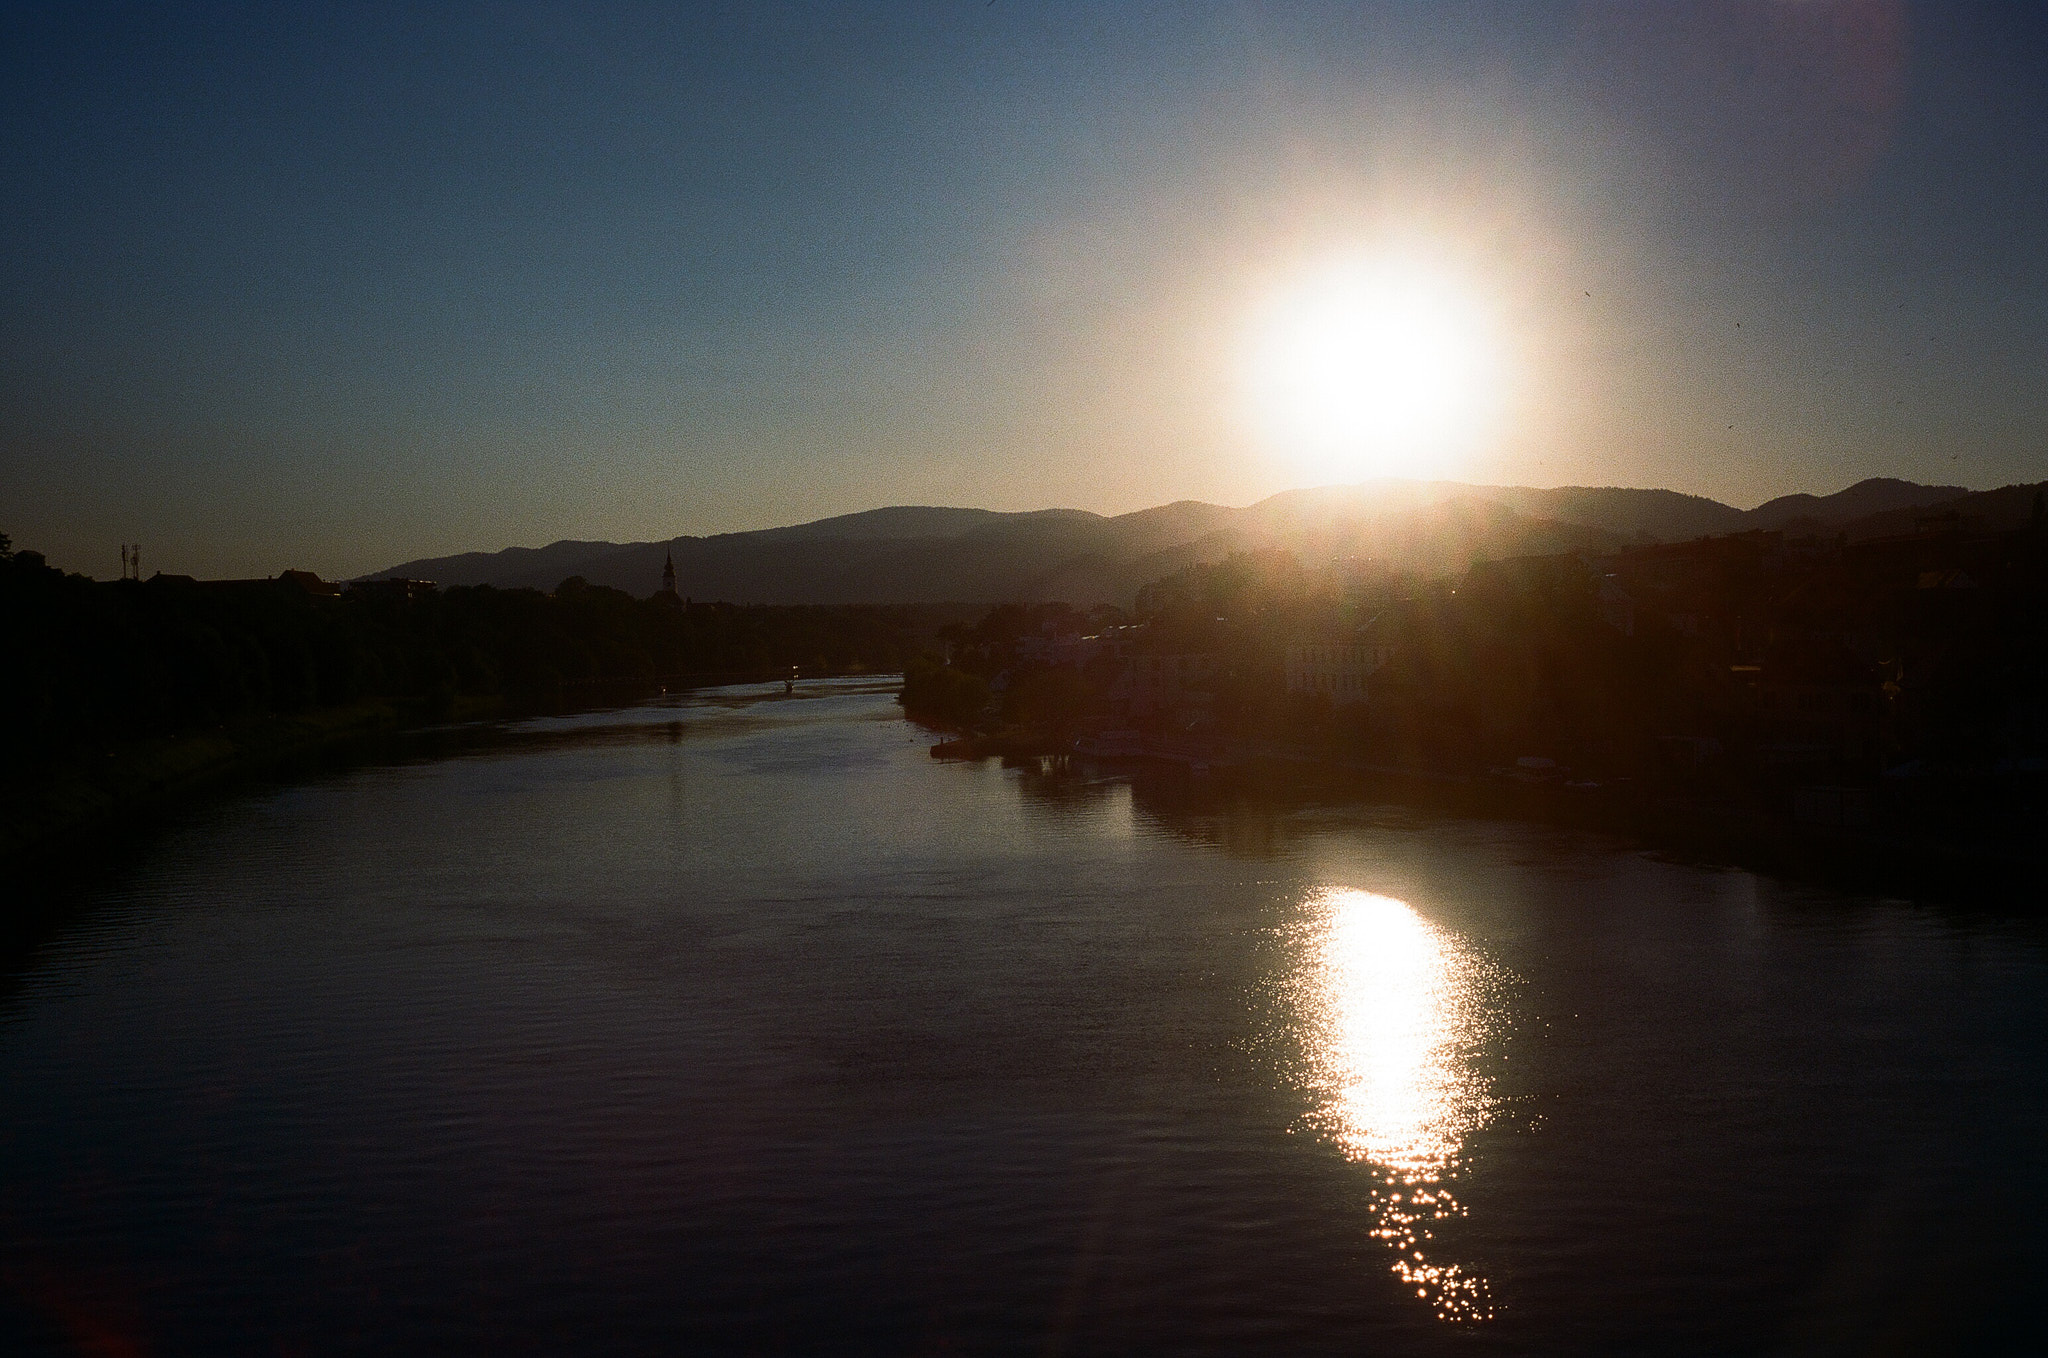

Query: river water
left=3, top=679, right=2045, bottom=1354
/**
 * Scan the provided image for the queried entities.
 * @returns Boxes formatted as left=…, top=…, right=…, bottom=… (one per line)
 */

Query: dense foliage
left=898, top=654, right=990, bottom=726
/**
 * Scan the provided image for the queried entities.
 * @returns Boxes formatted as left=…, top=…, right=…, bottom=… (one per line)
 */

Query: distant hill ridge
left=367, top=477, right=2035, bottom=606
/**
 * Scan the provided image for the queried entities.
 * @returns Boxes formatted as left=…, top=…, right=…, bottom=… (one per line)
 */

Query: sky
left=4, top=1, right=2048, bottom=580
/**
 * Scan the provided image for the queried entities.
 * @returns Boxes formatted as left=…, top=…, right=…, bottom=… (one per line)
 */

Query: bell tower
left=660, top=549, right=678, bottom=598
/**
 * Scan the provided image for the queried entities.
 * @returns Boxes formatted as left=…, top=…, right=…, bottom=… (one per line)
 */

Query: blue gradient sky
left=5, top=1, right=2047, bottom=578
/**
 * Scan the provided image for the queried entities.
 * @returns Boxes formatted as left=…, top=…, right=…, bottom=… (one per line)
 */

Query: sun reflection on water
left=1296, top=888, right=1505, bottom=1321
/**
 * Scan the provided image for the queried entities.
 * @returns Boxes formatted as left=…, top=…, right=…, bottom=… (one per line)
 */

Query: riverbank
left=0, top=695, right=509, bottom=875
left=9, top=673, right=892, bottom=886
left=915, top=714, right=2047, bottom=904
left=926, top=727, right=1064, bottom=761
left=11, top=668, right=901, bottom=882
left=1230, top=754, right=2045, bottom=903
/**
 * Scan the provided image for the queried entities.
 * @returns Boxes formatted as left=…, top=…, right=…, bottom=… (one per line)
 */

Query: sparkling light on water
left=1295, top=888, right=1506, bottom=1321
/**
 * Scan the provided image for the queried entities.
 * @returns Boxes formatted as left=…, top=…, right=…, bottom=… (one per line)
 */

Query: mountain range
left=365, top=477, right=2044, bottom=606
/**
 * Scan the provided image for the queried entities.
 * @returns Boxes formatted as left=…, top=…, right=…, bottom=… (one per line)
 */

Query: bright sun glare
left=1246, top=254, right=1503, bottom=484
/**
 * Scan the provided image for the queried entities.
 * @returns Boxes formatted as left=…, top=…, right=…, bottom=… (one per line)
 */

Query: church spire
left=660, top=548, right=678, bottom=597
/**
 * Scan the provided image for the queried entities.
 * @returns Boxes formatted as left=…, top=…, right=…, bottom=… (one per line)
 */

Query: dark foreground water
left=4, top=680, right=2046, bottom=1355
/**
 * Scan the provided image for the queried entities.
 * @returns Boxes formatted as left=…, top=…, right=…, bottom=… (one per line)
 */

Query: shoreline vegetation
left=901, top=513, right=2048, bottom=903
left=0, top=533, right=957, bottom=879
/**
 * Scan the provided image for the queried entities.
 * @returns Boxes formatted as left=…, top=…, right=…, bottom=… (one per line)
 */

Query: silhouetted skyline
left=6, top=1, right=2048, bottom=579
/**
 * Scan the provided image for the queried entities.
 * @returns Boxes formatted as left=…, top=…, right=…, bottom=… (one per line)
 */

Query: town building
left=344, top=576, right=436, bottom=601
left=1110, top=652, right=1221, bottom=722
left=1285, top=638, right=1394, bottom=706
left=279, top=569, right=342, bottom=598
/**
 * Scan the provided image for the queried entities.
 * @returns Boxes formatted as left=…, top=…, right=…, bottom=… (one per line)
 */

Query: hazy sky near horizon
left=5, top=1, right=2048, bottom=578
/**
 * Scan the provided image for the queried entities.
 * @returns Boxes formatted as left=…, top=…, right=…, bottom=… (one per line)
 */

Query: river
left=3, top=679, right=2045, bottom=1354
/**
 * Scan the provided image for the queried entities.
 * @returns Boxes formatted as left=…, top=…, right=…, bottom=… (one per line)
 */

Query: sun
left=1245, top=253, right=1503, bottom=483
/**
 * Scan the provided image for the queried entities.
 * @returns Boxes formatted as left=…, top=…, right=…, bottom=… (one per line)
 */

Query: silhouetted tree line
left=906, top=516, right=2048, bottom=827
left=899, top=655, right=990, bottom=726
left=1, top=539, right=944, bottom=773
